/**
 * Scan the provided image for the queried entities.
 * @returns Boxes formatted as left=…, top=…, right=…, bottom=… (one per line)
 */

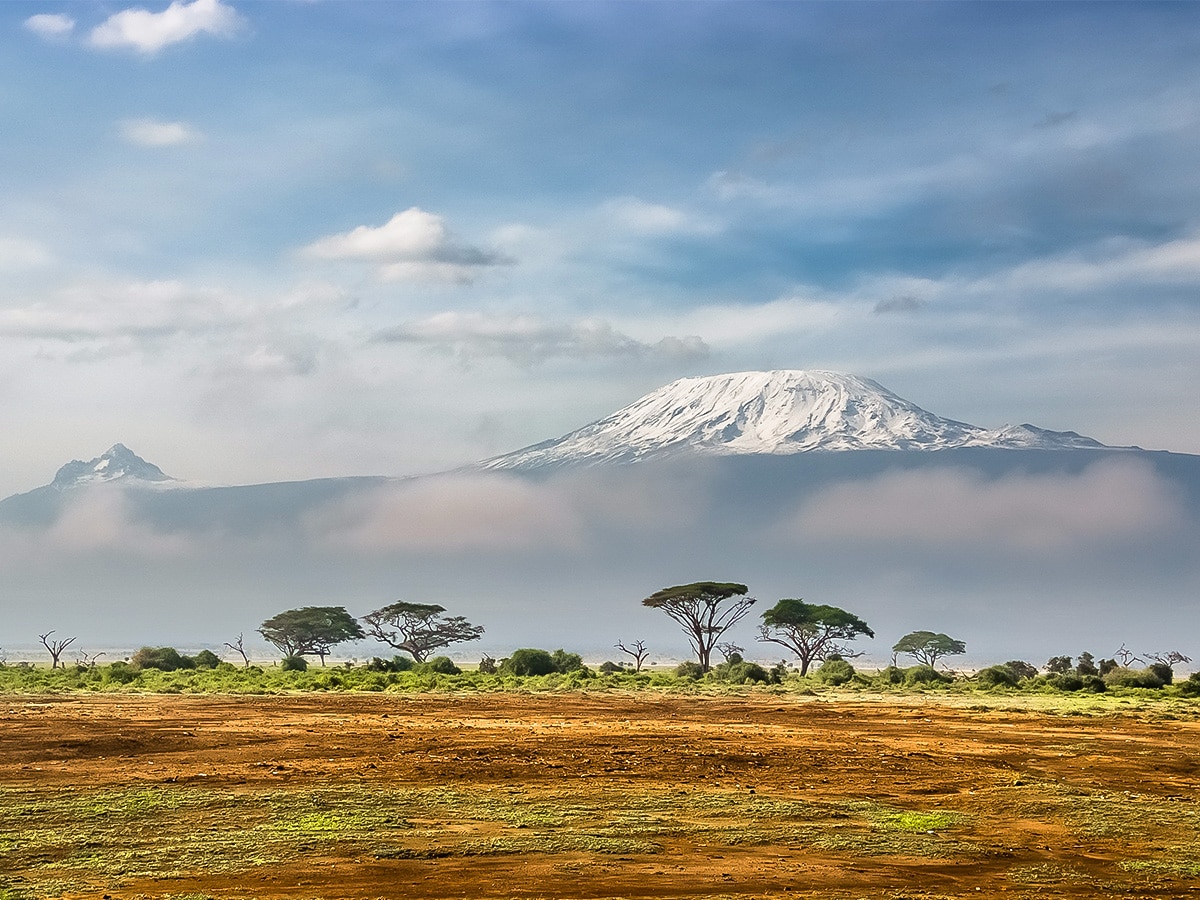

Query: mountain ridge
left=482, top=369, right=1124, bottom=470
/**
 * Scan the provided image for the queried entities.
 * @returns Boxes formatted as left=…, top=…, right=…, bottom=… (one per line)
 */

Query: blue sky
left=3, top=0, right=1200, bottom=495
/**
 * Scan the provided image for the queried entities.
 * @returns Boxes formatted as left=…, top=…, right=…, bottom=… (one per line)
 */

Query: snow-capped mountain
left=483, top=370, right=1117, bottom=469
left=50, top=443, right=174, bottom=489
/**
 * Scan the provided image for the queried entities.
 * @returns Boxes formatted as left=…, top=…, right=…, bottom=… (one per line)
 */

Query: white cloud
left=89, top=0, right=244, bottom=55
left=303, top=208, right=507, bottom=283
left=120, top=118, right=200, bottom=147
left=0, top=237, right=52, bottom=271
left=24, top=13, right=75, bottom=39
left=372, top=311, right=709, bottom=365
left=600, top=196, right=714, bottom=235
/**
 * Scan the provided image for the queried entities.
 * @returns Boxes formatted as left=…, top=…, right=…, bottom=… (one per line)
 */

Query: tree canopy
left=258, top=606, right=364, bottom=665
left=642, top=582, right=755, bottom=672
left=758, top=598, right=874, bottom=675
left=361, top=601, right=484, bottom=662
left=892, top=630, right=966, bottom=668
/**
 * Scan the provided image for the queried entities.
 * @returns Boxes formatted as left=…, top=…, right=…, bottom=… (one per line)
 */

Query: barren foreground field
left=3, top=692, right=1200, bottom=899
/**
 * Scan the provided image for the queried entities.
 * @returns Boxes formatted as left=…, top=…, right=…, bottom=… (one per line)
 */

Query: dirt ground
left=2, top=691, right=1200, bottom=899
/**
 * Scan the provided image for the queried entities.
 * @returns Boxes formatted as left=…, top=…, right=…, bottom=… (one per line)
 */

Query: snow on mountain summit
left=483, top=370, right=1113, bottom=469
left=51, top=443, right=174, bottom=489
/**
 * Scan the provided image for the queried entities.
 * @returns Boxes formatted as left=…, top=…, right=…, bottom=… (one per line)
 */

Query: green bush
left=1104, top=667, right=1165, bottom=689
left=713, top=659, right=770, bottom=684
left=815, top=657, right=855, bottom=686
left=1178, top=672, right=1200, bottom=697
left=130, top=646, right=194, bottom=672
left=550, top=649, right=586, bottom=673
left=192, top=649, right=221, bottom=669
left=876, top=665, right=905, bottom=685
left=477, top=655, right=497, bottom=675
left=419, top=656, right=461, bottom=675
left=280, top=655, right=308, bottom=672
left=976, top=665, right=1018, bottom=689
left=500, top=649, right=557, bottom=676
left=367, top=656, right=414, bottom=673
left=673, top=660, right=706, bottom=680
left=103, top=661, right=139, bottom=684
left=1048, top=672, right=1083, bottom=691
left=598, top=660, right=623, bottom=675
left=904, top=665, right=951, bottom=686
left=1148, top=662, right=1174, bottom=685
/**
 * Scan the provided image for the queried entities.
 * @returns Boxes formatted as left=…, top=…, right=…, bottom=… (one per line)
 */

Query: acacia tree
left=38, top=631, right=76, bottom=669
left=758, top=598, right=874, bottom=676
left=361, top=601, right=484, bottom=662
left=642, top=582, right=755, bottom=673
left=892, top=631, right=966, bottom=668
left=258, top=606, right=364, bottom=665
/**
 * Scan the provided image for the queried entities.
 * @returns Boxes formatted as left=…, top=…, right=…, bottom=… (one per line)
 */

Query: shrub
left=904, top=665, right=951, bottom=686
left=673, top=660, right=706, bottom=680
left=1178, top=672, right=1200, bottom=697
left=768, top=661, right=789, bottom=683
left=598, top=660, right=623, bottom=675
left=130, top=646, right=194, bottom=672
left=815, top=657, right=856, bottom=686
left=877, top=665, right=905, bottom=685
left=1098, top=658, right=1118, bottom=676
left=1048, top=673, right=1083, bottom=691
left=1075, top=652, right=1098, bottom=677
left=477, top=655, right=497, bottom=675
left=420, top=656, right=460, bottom=675
left=367, top=656, right=414, bottom=673
left=103, top=661, right=138, bottom=685
left=1002, top=660, right=1039, bottom=681
left=1104, top=666, right=1166, bottom=689
left=192, top=649, right=221, bottom=669
left=976, top=665, right=1018, bottom=689
left=280, top=655, right=308, bottom=672
left=500, top=649, right=557, bottom=677
left=1148, top=662, right=1174, bottom=685
left=712, top=659, right=769, bottom=684
left=550, top=649, right=586, bottom=673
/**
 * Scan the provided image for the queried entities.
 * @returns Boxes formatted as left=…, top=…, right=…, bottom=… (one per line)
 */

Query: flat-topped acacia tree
left=361, top=601, right=485, bottom=662
left=758, top=598, right=874, bottom=676
left=892, top=630, right=966, bottom=669
left=642, top=582, right=755, bottom=673
left=258, top=606, right=364, bottom=666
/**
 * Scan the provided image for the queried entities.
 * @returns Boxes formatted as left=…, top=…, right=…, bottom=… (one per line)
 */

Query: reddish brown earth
left=2, top=692, right=1199, bottom=898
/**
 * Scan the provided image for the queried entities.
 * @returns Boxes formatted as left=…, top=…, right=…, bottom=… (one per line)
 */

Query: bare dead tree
left=38, top=631, right=76, bottom=669
left=716, top=641, right=744, bottom=662
left=1146, top=650, right=1192, bottom=667
left=76, top=651, right=105, bottom=668
left=224, top=633, right=251, bottom=667
left=615, top=639, right=650, bottom=672
left=1113, top=644, right=1142, bottom=667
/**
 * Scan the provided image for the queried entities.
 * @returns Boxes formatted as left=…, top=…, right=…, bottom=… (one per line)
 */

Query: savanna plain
left=4, top=686, right=1200, bottom=900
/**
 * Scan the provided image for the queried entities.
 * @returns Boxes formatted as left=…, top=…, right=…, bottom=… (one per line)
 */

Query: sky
left=2, top=0, right=1199, bottom=499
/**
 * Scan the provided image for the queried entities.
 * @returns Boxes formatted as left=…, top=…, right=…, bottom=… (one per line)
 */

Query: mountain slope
left=483, top=370, right=1116, bottom=470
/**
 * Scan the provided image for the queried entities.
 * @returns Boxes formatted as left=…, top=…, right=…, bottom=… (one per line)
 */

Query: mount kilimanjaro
left=482, top=370, right=1118, bottom=470
left=0, top=369, right=1197, bottom=657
